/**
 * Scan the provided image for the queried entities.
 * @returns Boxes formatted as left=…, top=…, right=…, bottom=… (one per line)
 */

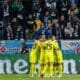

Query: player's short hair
left=38, top=35, right=42, bottom=39
left=39, top=35, right=46, bottom=39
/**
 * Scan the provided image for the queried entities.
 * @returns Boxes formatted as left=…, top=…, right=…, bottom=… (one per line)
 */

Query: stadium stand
left=0, top=0, right=80, bottom=40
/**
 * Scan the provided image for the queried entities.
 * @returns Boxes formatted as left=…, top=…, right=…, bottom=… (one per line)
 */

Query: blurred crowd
left=0, top=0, right=80, bottom=40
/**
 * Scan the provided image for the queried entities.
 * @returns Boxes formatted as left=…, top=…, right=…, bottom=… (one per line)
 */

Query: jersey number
left=45, top=43, right=52, bottom=50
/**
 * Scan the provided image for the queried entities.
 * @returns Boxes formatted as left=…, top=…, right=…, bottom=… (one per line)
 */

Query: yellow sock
left=43, top=64, right=48, bottom=74
left=50, top=64, right=53, bottom=75
left=47, top=66, right=50, bottom=75
left=53, top=65, right=56, bottom=75
left=38, top=64, right=44, bottom=75
left=30, top=63, right=35, bottom=76
left=58, top=63, right=62, bottom=75
left=43, top=65, right=49, bottom=76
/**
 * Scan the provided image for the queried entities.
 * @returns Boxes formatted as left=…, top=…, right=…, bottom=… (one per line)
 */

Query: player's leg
left=49, top=63, right=53, bottom=77
left=30, top=63, right=35, bottom=77
left=38, top=53, right=44, bottom=76
left=49, top=54, right=54, bottom=77
left=38, top=64, right=44, bottom=76
left=57, top=51, right=63, bottom=78
left=29, top=52, right=36, bottom=77
left=57, top=63, right=63, bottom=78
left=53, top=52, right=57, bottom=75
left=42, top=63, right=48, bottom=75
left=40, top=54, right=48, bottom=77
left=45, top=63, right=50, bottom=77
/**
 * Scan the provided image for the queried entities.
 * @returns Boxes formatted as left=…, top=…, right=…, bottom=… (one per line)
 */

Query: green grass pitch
left=0, top=74, right=80, bottom=80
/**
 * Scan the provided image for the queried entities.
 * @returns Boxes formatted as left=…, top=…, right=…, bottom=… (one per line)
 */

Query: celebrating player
left=52, top=35, right=63, bottom=78
left=40, top=35, right=55, bottom=77
left=37, top=35, right=46, bottom=77
left=29, top=39, right=40, bottom=77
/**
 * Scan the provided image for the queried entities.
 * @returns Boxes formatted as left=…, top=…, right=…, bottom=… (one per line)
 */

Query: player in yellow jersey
left=52, top=36, right=63, bottom=78
left=29, top=39, right=40, bottom=77
left=37, top=35, right=46, bottom=77
left=41, top=35, right=55, bottom=77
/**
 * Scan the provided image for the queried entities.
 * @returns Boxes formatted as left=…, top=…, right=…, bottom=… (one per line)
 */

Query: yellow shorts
left=29, top=51, right=37, bottom=63
left=55, top=50, right=63, bottom=63
left=39, top=52, right=45, bottom=64
left=45, top=52, right=54, bottom=63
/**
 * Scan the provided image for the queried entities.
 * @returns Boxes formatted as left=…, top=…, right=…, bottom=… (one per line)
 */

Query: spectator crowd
left=0, top=0, right=80, bottom=40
